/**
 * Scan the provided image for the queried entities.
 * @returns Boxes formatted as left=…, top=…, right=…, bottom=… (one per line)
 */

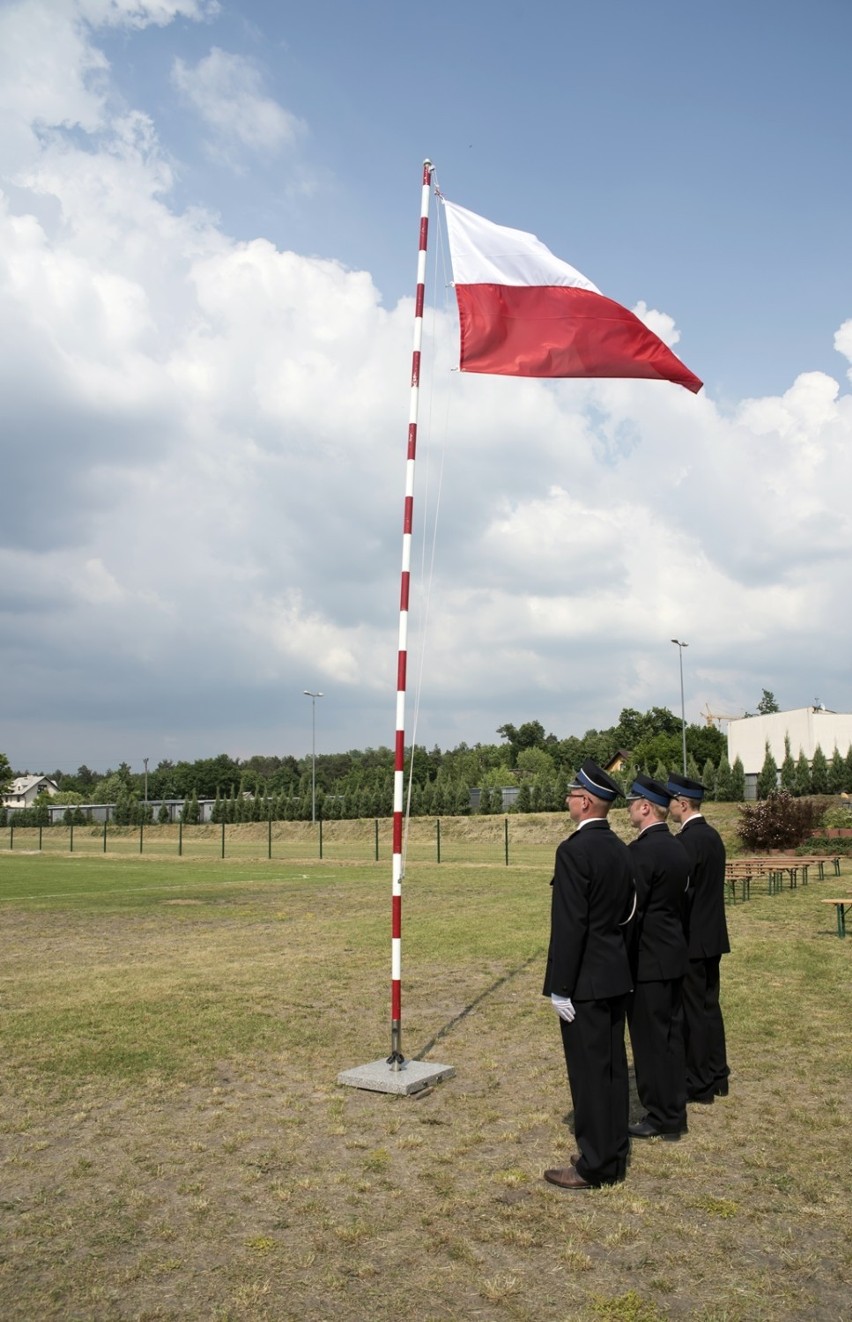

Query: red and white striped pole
left=388, top=159, right=433, bottom=1068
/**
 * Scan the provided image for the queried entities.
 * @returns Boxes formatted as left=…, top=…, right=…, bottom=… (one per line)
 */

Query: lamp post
left=671, top=639, right=688, bottom=774
left=303, top=691, right=324, bottom=823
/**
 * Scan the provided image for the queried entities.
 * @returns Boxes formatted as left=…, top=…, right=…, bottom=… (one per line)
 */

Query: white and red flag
left=443, top=199, right=702, bottom=394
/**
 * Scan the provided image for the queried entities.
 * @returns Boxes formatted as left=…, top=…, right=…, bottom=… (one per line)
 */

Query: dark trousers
left=683, top=955, right=729, bottom=1098
left=627, top=977, right=687, bottom=1132
left=560, top=995, right=629, bottom=1186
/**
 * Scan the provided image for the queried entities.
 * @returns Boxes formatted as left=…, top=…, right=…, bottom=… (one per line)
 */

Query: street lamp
left=303, top=691, right=324, bottom=823
left=671, top=640, right=688, bottom=774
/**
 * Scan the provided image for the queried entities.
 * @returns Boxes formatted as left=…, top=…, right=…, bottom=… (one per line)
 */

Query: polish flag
left=443, top=199, right=702, bottom=394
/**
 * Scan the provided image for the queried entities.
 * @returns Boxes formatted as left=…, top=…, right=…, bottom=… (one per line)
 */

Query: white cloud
left=835, top=319, right=852, bottom=379
left=1, top=0, right=851, bottom=771
left=74, top=1, right=220, bottom=29
left=172, top=47, right=305, bottom=160
left=632, top=300, right=680, bottom=346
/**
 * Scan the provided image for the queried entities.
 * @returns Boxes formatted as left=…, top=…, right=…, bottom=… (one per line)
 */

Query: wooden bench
left=822, top=898, right=852, bottom=938
left=728, top=854, right=841, bottom=891
left=798, top=854, right=842, bottom=879
left=726, top=859, right=788, bottom=896
left=724, top=862, right=754, bottom=902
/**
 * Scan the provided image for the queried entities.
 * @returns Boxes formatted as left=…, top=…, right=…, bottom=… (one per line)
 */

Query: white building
left=3, top=775, right=59, bottom=810
left=727, top=706, right=852, bottom=792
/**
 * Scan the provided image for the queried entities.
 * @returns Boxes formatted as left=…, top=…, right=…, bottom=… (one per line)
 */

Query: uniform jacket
left=542, top=819, right=635, bottom=1001
left=676, top=815, right=731, bottom=958
left=627, top=822, right=690, bottom=982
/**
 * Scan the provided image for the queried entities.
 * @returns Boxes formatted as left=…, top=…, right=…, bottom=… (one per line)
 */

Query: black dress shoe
left=687, top=1089, right=715, bottom=1104
left=715, top=1080, right=729, bottom=1097
left=544, top=1164, right=592, bottom=1189
left=628, top=1118, right=682, bottom=1141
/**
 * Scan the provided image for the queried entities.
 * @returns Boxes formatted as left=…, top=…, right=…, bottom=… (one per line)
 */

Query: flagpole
left=388, top=157, right=433, bottom=1068
left=337, top=160, right=454, bottom=1096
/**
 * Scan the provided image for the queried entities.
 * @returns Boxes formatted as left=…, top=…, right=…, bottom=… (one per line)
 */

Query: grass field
left=0, top=803, right=752, bottom=868
left=1, top=820, right=851, bottom=1321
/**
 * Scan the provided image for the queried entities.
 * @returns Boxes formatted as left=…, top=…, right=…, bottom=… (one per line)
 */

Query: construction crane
left=701, top=703, right=744, bottom=728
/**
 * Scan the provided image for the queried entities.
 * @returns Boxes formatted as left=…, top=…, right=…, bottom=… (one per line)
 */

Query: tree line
left=5, top=705, right=851, bottom=826
left=2, top=708, right=723, bottom=822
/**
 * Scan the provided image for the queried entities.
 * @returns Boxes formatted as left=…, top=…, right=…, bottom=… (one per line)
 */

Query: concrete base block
left=337, top=1057, right=455, bottom=1096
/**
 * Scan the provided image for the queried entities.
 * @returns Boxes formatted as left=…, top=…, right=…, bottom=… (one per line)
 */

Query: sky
left=1, top=0, right=851, bottom=776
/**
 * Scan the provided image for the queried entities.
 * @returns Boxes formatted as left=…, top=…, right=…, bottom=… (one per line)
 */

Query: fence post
left=39, top=824, right=43, bottom=851
left=319, top=817, right=323, bottom=860
left=374, top=818, right=379, bottom=862
left=221, top=820, right=226, bottom=859
left=268, top=816, right=272, bottom=860
left=103, top=819, right=107, bottom=853
left=436, top=817, right=441, bottom=864
left=504, top=815, right=509, bottom=866
left=140, top=822, right=144, bottom=855
left=10, top=823, right=13, bottom=850
left=69, top=822, right=74, bottom=853
left=179, top=820, right=183, bottom=857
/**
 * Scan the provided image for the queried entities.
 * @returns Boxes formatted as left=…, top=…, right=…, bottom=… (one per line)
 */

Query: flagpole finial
left=423, top=158, right=432, bottom=170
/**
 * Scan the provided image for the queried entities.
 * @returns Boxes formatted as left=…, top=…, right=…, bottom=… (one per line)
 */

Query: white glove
left=551, top=994, right=575, bottom=1022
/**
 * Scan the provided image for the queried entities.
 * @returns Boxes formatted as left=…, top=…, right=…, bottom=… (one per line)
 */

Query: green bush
left=819, top=804, right=852, bottom=830
left=737, top=791, right=823, bottom=851
left=799, top=836, right=852, bottom=856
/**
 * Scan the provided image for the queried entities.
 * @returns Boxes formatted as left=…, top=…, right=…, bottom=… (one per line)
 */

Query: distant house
left=604, top=750, right=632, bottom=775
left=3, top=775, right=59, bottom=811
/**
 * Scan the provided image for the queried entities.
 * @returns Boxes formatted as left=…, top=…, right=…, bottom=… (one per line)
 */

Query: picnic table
left=725, top=854, right=842, bottom=900
left=822, top=898, right=852, bottom=938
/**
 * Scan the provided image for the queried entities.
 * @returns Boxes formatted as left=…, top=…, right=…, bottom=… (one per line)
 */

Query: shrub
left=800, top=836, right=852, bottom=855
left=820, top=804, right=852, bottom=830
left=737, top=791, right=823, bottom=851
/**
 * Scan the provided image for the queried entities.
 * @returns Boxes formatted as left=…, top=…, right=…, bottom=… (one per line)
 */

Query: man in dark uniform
left=667, top=772, right=731, bottom=1103
left=625, top=775, right=690, bottom=1140
left=543, top=760, right=636, bottom=1190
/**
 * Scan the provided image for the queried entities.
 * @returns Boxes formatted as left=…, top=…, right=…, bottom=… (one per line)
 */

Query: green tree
left=516, top=747, right=556, bottom=780
left=0, top=751, right=14, bottom=795
left=181, top=792, right=200, bottom=825
left=810, top=744, right=829, bottom=795
left=828, top=747, right=846, bottom=795
left=514, top=784, right=532, bottom=813
left=715, top=754, right=734, bottom=802
left=793, top=749, right=811, bottom=797
left=39, top=789, right=84, bottom=807
left=113, top=790, right=134, bottom=826
left=96, top=772, right=132, bottom=805
left=32, top=799, right=51, bottom=826
left=780, top=734, right=796, bottom=792
left=756, top=742, right=778, bottom=799
left=731, top=756, right=746, bottom=801
left=757, top=689, right=780, bottom=714
left=496, top=721, right=550, bottom=767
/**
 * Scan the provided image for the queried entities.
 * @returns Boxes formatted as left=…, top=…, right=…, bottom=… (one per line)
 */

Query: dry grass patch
left=1, top=851, right=850, bottom=1320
